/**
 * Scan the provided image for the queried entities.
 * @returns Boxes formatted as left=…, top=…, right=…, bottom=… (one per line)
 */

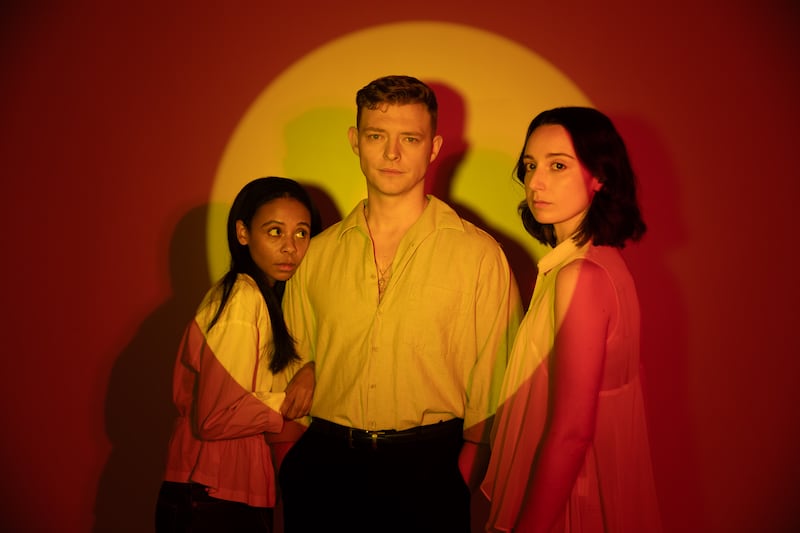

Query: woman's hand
left=280, top=362, right=315, bottom=419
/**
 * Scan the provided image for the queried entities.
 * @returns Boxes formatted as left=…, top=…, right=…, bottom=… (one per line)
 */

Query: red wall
left=2, top=2, right=798, bottom=531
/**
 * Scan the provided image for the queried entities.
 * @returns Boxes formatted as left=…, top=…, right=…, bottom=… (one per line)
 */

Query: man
left=279, top=75, right=521, bottom=533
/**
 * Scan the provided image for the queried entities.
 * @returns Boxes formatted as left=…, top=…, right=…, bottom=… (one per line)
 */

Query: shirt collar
left=537, top=238, right=586, bottom=275
left=335, top=195, right=464, bottom=242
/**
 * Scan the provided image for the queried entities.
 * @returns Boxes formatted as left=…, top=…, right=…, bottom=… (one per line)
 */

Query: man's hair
left=516, top=107, right=646, bottom=248
left=355, top=75, right=438, bottom=132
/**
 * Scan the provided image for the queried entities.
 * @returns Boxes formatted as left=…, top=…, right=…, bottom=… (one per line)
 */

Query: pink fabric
left=162, top=275, right=295, bottom=508
left=482, top=242, right=661, bottom=532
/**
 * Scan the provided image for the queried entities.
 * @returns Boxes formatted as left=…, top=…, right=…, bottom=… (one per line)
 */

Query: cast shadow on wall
left=422, top=82, right=536, bottom=532
left=304, top=183, right=344, bottom=234
left=93, top=188, right=342, bottom=533
left=424, top=81, right=536, bottom=307
left=612, top=114, right=697, bottom=532
left=93, top=205, right=214, bottom=532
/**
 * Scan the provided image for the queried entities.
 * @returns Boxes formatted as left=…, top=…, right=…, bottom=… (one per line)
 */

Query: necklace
left=377, top=262, right=392, bottom=295
left=364, top=201, right=397, bottom=299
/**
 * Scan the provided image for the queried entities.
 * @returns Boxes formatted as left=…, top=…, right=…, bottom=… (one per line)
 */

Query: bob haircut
left=355, top=75, right=438, bottom=133
left=516, top=106, right=646, bottom=248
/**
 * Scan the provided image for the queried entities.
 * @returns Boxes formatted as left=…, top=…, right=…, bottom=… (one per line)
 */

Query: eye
left=404, top=136, right=420, bottom=143
left=551, top=161, right=566, bottom=171
left=295, top=229, right=308, bottom=239
left=267, top=227, right=281, bottom=237
left=367, top=133, right=382, bottom=140
left=524, top=162, right=536, bottom=172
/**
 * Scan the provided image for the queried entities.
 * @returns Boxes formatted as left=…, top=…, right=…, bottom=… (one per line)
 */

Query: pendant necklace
left=365, top=202, right=394, bottom=299
left=377, top=261, right=392, bottom=296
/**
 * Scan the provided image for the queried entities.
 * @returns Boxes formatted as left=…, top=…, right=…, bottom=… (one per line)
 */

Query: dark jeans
left=279, top=418, right=470, bottom=533
left=155, top=481, right=273, bottom=533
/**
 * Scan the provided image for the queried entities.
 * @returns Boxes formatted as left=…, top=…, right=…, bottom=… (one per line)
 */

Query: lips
left=275, top=263, right=297, bottom=272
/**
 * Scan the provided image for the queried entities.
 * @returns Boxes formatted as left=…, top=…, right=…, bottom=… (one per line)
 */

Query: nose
left=383, top=138, right=400, bottom=161
left=527, top=168, right=544, bottom=191
left=282, top=236, right=297, bottom=254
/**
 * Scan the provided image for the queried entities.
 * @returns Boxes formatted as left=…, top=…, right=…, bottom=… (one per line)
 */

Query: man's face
left=348, top=103, right=442, bottom=198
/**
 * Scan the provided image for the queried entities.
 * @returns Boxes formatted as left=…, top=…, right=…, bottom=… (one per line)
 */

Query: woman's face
left=236, top=197, right=312, bottom=286
left=522, top=124, right=601, bottom=244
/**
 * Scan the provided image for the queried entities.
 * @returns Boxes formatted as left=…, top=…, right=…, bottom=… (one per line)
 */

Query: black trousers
left=155, top=481, right=273, bottom=533
left=279, top=419, right=470, bottom=533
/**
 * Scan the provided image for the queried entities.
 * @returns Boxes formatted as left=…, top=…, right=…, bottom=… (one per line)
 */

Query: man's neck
left=363, top=192, right=429, bottom=237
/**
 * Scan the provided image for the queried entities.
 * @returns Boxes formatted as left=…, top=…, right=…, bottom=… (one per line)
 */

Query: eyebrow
left=261, top=220, right=311, bottom=227
left=362, top=126, right=424, bottom=137
left=523, top=152, right=576, bottom=160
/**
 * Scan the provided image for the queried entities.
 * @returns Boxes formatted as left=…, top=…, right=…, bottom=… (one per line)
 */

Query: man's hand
left=280, top=362, right=315, bottom=419
left=459, top=440, right=491, bottom=493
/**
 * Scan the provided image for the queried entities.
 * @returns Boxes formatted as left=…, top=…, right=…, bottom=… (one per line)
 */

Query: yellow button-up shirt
left=284, top=196, right=522, bottom=443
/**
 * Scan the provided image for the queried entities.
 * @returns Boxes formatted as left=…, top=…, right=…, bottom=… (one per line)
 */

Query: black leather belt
left=309, top=417, right=463, bottom=450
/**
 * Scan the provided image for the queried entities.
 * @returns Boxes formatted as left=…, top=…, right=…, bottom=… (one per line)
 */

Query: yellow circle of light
left=209, top=21, right=591, bottom=281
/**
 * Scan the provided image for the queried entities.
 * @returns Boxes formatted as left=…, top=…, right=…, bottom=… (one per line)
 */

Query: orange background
left=1, top=2, right=798, bottom=532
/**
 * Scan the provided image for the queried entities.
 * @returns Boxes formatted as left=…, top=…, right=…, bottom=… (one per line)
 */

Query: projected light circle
left=209, top=21, right=591, bottom=281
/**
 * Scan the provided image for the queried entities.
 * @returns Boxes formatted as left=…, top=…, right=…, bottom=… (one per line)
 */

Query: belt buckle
left=347, top=428, right=384, bottom=450
left=366, top=430, right=387, bottom=450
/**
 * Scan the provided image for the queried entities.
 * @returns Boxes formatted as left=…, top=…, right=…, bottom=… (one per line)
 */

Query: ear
left=347, top=126, right=360, bottom=156
left=429, top=134, right=443, bottom=163
left=235, top=220, right=249, bottom=245
left=591, top=177, right=603, bottom=192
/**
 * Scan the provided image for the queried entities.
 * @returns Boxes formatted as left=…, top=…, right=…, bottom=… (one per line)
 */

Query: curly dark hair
left=516, top=107, right=646, bottom=248
left=355, top=75, right=438, bottom=132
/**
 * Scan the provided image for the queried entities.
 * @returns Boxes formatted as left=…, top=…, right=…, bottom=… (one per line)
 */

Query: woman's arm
left=191, top=318, right=285, bottom=440
left=515, top=259, right=613, bottom=532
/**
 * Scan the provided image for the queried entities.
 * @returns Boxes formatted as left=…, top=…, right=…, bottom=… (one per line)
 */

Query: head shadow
left=424, top=80, right=537, bottom=307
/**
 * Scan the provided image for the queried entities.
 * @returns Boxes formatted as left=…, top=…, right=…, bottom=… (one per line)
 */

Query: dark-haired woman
left=481, top=108, right=661, bottom=532
left=155, top=177, right=320, bottom=532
